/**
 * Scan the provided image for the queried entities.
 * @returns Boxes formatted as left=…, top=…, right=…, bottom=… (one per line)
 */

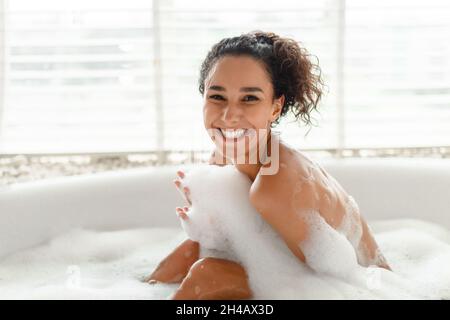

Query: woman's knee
left=147, top=239, right=200, bottom=283
left=173, top=257, right=253, bottom=300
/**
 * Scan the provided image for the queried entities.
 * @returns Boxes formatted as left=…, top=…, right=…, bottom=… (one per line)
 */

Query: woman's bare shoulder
left=249, top=143, right=316, bottom=204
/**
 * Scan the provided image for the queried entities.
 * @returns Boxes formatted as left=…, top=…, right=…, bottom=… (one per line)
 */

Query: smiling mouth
left=218, top=128, right=250, bottom=140
left=215, top=127, right=252, bottom=141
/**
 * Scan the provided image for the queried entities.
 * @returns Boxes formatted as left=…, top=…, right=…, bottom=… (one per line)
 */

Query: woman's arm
left=249, top=168, right=391, bottom=271
left=249, top=169, right=310, bottom=264
left=358, top=216, right=391, bottom=270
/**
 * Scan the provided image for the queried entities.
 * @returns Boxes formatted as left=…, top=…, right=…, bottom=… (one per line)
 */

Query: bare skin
left=248, top=137, right=391, bottom=270
left=144, top=238, right=200, bottom=284
left=170, top=257, right=252, bottom=300
left=146, top=55, right=390, bottom=300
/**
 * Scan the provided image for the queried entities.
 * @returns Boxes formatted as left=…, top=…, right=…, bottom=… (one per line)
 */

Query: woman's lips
left=220, top=128, right=248, bottom=139
left=208, top=128, right=257, bottom=144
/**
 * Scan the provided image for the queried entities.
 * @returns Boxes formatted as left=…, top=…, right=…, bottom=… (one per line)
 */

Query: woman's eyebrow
left=241, top=87, right=264, bottom=93
left=208, top=85, right=264, bottom=93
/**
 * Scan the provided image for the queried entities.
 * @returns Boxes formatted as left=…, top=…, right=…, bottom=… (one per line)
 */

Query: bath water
left=0, top=164, right=449, bottom=299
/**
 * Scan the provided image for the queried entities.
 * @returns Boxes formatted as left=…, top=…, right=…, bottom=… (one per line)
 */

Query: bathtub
left=0, top=157, right=449, bottom=299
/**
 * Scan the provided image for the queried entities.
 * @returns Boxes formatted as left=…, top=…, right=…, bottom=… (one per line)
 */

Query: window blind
left=0, top=0, right=448, bottom=155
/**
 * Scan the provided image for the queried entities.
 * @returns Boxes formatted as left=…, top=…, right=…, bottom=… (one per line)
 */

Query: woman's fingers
left=183, top=187, right=192, bottom=205
left=176, top=207, right=188, bottom=220
left=174, top=179, right=184, bottom=196
left=174, top=170, right=192, bottom=205
left=174, top=181, right=190, bottom=204
left=177, top=170, right=185, bottom=179
left=173, top=178, right=192, bottom=206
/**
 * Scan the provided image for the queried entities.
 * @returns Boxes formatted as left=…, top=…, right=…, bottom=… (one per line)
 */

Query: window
left=1, top=0, right=157, bottom=153
left=0, top=0, right=449, bottom=155
left=344, top=0, right=450, bottom=148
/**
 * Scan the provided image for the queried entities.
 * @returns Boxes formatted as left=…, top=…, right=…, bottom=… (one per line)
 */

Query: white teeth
left=220, top=128, right=247, bottom=139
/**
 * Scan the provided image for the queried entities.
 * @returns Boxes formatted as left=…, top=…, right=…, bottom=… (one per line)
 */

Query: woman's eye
left=209, top=95, right=224, bottom=100
left=243, top=95, right=259, bottom=102
left=208, top=95, right=258, bottom=102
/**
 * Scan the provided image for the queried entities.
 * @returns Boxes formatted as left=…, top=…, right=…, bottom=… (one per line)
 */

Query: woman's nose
left=222, top=104, right=242, bottom=124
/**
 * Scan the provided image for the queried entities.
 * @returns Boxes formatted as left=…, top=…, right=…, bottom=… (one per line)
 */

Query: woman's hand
left=174, top=169, right=191, bottom=220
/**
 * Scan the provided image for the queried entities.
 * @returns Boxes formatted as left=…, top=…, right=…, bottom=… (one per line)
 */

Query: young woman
left=145, top=30, right=391, bottom=300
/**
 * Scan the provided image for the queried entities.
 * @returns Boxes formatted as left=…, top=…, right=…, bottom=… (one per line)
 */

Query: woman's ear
left=271, top=95, right=285, bottom=122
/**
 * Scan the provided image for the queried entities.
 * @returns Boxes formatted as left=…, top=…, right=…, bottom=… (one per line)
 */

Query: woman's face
left=202, top=55, right=284, bottom=163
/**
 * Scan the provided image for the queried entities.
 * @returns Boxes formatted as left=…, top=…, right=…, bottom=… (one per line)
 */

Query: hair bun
left=251, top=31, right=279, bottom=46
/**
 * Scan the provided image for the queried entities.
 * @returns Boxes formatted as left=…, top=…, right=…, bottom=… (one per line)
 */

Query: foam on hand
left=178, top=164, right=450, bottom=299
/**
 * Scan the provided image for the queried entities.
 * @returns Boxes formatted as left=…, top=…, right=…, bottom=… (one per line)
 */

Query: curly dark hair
left=198, top=30, right=325, bottom=133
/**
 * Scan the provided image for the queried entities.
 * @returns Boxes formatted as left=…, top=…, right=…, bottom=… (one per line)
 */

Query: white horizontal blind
left=0, top=0, right=157, bottom=153
left=344, top=0, right=450, bottom=147
left=0, top=0, right=449, bottom=154
left=0, top=0, right=340, bottom=154
left=158, top=0, right=340, bottom=151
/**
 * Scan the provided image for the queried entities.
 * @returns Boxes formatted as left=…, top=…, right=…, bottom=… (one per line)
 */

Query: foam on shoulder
left=178, top=164, right=450, bottom=299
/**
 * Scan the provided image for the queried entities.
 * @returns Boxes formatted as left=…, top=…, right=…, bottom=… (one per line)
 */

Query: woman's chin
left=212, top=147, right=262, bottom=166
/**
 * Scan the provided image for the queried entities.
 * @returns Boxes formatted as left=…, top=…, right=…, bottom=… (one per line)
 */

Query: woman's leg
left=170, top=257, right=253, bottom=300
left=146, top=238, right=200, bottom=284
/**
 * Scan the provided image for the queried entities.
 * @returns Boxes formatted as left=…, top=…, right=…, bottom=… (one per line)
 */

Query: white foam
left=338, top=196, right=363, bottom=253
left=0, top=164, right=449, bottom=299
left=179, top=164, right=450, bottom=299
left=300, top=210, right=359, bottom=278
left=0, top=228, right=183, bottom=299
